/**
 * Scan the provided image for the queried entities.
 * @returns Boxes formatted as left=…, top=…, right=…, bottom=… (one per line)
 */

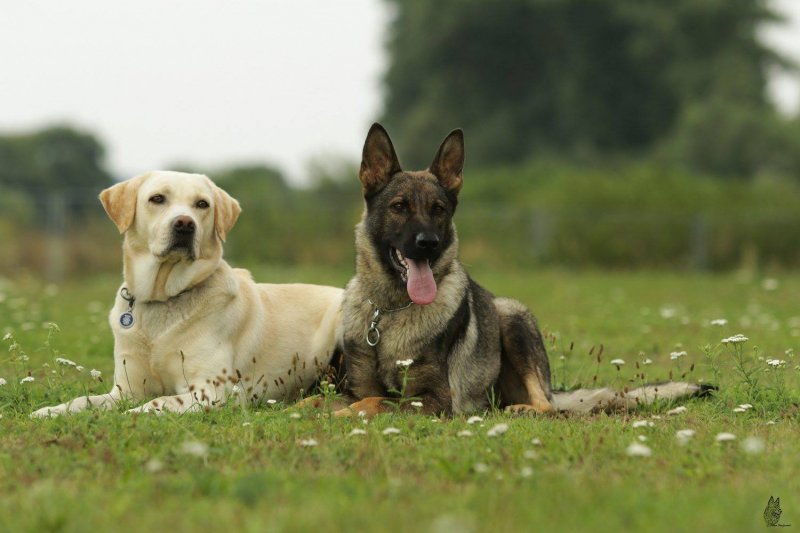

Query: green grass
left=1, top=266, right=798, bottom=532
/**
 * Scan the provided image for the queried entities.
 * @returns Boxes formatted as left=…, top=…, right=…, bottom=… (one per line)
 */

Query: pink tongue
left=405, top=258, right=437, bottom=305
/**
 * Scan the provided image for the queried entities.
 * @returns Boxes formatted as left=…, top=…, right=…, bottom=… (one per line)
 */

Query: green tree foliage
left=380, top=0, right=787, bottom=170
left=0, top=125, right=113, bottom=216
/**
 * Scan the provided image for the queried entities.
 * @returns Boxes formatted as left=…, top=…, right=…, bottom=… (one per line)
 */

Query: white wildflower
left=523, top=450, right=538, bottom=459
left=2, top=333, right=11, bottom=341
left=637, top=435, right=648, bottom=442
left=75, top=366, right=84, bottom=372
left=289, top=413, right=301, bottom=419
left=660, top=306, right=677, bottom=319
left=20, top=376, right=34, bottom=384
left=632, top=420, right=654, bottom=428
left=519, top=466, right=534, bottom=478
left=348, top=428, right=367, bottom=436
left=741, top=436, right=765, bottom=455
left=487, top=423, right=509, bottom=437
left=410, top=401, right=423, bottom=408
left=473, top=463, right=489, bottom=473
left=179, top=441, right=208, bottom=458
left=766, top=359, right=786, bottom=367
left=382, top=427, right=401, bottom=435
left=90, top=369, right=102, bottom=380
left=670, top=351, right=687, bottom=360
left=732, top=407, right=747, bottom=413
left=642, top=358, right=653, bottom=365
left=676, top=429, right=695, bottom=446
left=466, top=415, right=483, bottom=425
left=626, top=442, right=652, bottom=457
left=231, top=384, right=242, bottom=395
left=0, top=378, right=6, bottom=386
left=327, top=383, right=336, bottom=390
left=395, top=359, right=414, bottom=368
left=761, top=278, right=779, bottom=291
left=666, top=406, right=687, bottom=415
left=55, top=357, right=77, bottom=367
left=766, top=421, right=776, bottom=426
left=144, top=458, right=164, bottom=473
left=530, top=438, right=542, bottom=446
left=710, top=319, right=728, bottom=326
left=457, top=430, right=473, bottom=437
left=721, top=334, right=749, bottom=344
left=715, top=432, right=736, bottom=442
left=299, top=438, right=318, bottom=447
left=739, top=403, right=753, bottom=410
left=266, top=399, right=277, bottom=405
left=242, top=422, right=251, bottom=427
left=610, top=358, right=625, bottom=367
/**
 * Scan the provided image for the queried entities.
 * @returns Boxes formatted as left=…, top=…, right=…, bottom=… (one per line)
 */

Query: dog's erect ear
left=359, top=123, right=402, bottom=196
left=429, top=129, right=464, bottom=195
left=99, top=174, right=149, bottom=233
left=213, top=184, right=241, bottom=242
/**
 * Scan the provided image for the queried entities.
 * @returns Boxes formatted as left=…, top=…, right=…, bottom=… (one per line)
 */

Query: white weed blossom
left=395, top=359, right=414, bottom=368
left=722, top=334, right=749, bottom=344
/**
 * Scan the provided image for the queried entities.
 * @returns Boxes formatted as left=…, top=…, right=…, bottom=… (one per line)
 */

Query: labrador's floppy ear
left=429, top=129, right=464, bottom=196
left=99, top=173, right=149, bottom=234
left=359, top=123, right=402, bottom=196
left=213, top=183, right=241, bottom=242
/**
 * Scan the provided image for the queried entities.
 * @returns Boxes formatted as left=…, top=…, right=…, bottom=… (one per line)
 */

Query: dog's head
left=99, top=171, right=241, bottom=261
left=358, top=123, right=464, bottom=305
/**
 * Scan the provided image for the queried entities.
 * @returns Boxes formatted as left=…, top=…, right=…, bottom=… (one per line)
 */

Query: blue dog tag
left=120, top=312, right=134, bottom=329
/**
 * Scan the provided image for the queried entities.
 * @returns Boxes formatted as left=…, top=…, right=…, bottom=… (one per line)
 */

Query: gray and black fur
left=336, top=123, right=712, bottom=417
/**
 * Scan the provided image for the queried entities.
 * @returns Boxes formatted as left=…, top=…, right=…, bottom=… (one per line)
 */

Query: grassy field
left=1, top=265, right=798, bottom=532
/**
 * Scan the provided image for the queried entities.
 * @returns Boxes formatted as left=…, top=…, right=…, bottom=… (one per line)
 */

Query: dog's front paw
left=504, top=402, right=555, bottom=416
left=30, top=404, right=67, bottom=419
left=127, top=401, right=163, bottom=415
left=334, top=397, right=388, bottom=418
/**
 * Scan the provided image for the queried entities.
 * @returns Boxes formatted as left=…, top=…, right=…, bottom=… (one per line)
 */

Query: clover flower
left=676, top=429, right=695, bottom=446
left=626, top=442, right=652, bottom=457
left=715, top=432, right=736, bottom=442
left=487, top=423, right=509, bottom=437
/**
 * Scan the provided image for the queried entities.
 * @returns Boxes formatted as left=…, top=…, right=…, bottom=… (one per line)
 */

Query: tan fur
left=32, top=171, right=342, bottom=417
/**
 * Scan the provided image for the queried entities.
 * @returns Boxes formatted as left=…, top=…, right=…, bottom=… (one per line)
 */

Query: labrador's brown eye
left=196, top=199, right=209, bottom=209
left=432, top=204, right=445, bottom=215
left=149, top=194, right=165, bottom=204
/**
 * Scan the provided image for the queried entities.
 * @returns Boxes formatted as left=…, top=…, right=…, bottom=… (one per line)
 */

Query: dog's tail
left=550, top=382, right=716, bottom=414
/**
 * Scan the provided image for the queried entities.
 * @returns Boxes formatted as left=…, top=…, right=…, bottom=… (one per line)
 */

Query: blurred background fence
left=4, top=166, right=800, bottom=282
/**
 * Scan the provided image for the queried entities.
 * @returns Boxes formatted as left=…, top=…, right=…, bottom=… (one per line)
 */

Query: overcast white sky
left=2, top=1, right=799, bottom=185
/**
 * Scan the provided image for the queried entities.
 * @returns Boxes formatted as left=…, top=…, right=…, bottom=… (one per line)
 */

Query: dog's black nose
left=173, top=216, right=196, bottom=234
left=415, top=232, right=439, bottom=250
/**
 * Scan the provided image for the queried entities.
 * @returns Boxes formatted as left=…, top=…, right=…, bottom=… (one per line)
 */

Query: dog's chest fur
left=342, top=264, right=470, bottom=391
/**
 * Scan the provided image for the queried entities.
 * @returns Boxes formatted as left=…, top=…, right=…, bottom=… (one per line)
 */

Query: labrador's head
left=99, top=171, right=241, bottom=261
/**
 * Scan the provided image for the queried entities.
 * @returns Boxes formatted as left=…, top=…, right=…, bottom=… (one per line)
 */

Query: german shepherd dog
left=332, top=124, right=712, bottom=417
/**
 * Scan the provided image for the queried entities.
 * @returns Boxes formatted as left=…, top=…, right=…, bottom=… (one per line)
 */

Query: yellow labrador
left=32, top=171, right=342, bottom=416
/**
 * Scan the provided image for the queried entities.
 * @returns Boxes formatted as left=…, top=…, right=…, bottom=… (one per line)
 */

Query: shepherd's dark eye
left=432, top=204, right=445, bottom=215
left=390, top=202, right=407, bottom=213
left=149, top=194, right=165, bottom=204
left=196, top=199, right=209, bottom=209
